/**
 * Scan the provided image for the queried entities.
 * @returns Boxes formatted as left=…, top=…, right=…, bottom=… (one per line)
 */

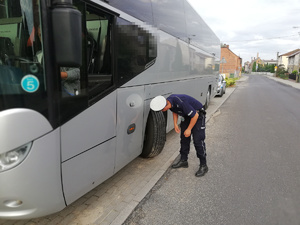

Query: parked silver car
left=216, top=74, right=226, bottom=97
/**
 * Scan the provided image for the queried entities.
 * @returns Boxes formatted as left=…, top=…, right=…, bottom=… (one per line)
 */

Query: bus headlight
left=0, top=142, right=32, bottom=172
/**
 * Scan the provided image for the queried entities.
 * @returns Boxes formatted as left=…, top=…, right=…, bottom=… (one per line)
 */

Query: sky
left=188, top=0, right=300, bottom=64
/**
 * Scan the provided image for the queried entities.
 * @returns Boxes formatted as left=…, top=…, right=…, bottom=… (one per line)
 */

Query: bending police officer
left=150, top=94, right=208, bottom=177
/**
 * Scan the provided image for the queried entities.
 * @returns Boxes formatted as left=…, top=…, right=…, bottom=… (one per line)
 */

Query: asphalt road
left=124, top=75, right=300, bottom=225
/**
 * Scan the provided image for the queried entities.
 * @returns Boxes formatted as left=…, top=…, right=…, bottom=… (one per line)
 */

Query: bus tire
left=204, top=88, right=211, bottom=109
left=140, top=110, right=166, bottom=158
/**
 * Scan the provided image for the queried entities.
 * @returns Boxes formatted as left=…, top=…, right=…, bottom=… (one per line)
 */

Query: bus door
left=60, top=4, right=117, bottom=205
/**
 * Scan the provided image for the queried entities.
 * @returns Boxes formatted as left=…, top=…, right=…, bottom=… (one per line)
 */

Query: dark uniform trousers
left=180, top=112, right=207, bottom=165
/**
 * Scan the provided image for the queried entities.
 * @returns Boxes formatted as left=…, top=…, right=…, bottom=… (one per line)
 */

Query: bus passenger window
left=86, top=10, right=113, bottom=100
left=116, top=18, right=157, bottom=86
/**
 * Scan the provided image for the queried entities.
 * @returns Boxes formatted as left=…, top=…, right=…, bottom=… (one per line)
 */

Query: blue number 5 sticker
left=21, top=75, right=40, bottom=93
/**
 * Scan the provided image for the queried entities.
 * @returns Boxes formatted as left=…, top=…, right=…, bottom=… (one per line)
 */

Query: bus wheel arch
left=140, top=110, right=166, bottom=158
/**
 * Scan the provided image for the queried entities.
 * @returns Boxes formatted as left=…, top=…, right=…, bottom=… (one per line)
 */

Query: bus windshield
left=0, top=0, right=47, bottom=117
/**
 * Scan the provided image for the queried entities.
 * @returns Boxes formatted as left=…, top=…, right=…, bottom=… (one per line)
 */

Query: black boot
left=195, top=164, right=208, bottom=177
left=172, top=159, right=188, bottom=168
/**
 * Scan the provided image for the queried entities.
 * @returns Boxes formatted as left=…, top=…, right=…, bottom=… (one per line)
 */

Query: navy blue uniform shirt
left=166, top=94, right=203, bottom=118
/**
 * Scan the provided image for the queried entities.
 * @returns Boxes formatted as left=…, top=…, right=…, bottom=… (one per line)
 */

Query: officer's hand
left=174, top=124, right=180, bottom=134
left=184, top=129, right=191, bottom=137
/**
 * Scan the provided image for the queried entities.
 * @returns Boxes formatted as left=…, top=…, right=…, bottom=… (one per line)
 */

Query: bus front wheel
left=141, top=110, right=166, bottom=158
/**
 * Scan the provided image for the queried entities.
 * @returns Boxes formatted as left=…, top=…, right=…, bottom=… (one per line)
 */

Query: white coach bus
left=0, top=0, right=220, bottom=219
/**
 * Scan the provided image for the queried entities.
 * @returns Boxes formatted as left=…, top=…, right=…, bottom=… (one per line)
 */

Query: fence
left=289, top=73, right=297, bottom=80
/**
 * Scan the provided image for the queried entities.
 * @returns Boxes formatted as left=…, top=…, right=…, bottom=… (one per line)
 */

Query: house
left=287, top=50, right=300, bottom=73
left=263, top=59, right=277, bottom=65
left=248, top=53, right=264, bottom=72
left=255, top=55, right=264, bottom=66
left=247, top=53, right=277, bottom=72
left=220, top=44, right=242, bottom=77
left=277, top=49, right=300, bottom=70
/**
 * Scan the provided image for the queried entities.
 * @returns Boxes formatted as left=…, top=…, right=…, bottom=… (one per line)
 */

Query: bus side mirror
left=52, top=4, right=82, bottom=67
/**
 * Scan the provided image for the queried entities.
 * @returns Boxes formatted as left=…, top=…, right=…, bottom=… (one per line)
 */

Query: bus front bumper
left=0, top=129, right=66, bottom=220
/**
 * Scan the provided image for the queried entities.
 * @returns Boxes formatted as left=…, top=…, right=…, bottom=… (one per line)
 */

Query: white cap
left=150, top=95, right=167, bottom=111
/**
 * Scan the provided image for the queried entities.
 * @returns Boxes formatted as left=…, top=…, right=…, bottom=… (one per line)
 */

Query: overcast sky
left=188, top=0, right=300, bottom=64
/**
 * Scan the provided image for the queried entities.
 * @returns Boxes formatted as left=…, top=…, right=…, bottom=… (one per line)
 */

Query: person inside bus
left=60, top=67, right=80, bottom=96
left=150, top=94, right=208, bottom=177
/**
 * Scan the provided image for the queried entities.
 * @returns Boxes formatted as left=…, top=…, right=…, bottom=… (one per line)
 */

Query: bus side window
left=116, top=18, right=157, bottom=87
left=86, top=9, right=113, bottom=101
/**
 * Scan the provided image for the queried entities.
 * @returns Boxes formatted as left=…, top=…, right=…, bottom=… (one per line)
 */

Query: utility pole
left=293, top=27, right=300, bottom=82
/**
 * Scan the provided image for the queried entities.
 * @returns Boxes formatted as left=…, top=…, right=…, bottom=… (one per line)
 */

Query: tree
left=257, top=63, right=263, bottom=72
left=270, top=64, right=275, bottom=73
left=252, top=62, right=257, bottom=72
left=275, top=64, right=287, bottom=78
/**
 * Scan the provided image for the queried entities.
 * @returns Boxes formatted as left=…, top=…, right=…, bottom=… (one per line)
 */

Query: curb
left=111, top=150, right=179, bottom=225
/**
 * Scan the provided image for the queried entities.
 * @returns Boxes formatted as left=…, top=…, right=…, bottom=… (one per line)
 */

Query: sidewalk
left=0, top=83, right=239, bottom=225
left=264, top=75, right=300, bottom=90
